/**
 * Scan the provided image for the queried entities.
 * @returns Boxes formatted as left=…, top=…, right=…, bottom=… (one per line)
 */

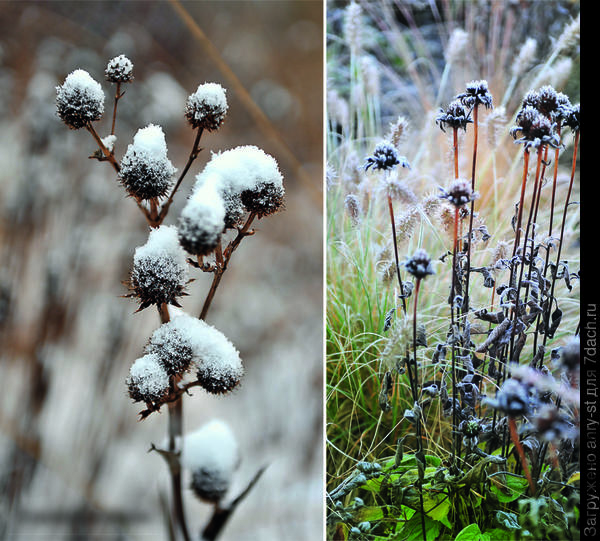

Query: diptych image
left=0, top=1, right=583, bottom=540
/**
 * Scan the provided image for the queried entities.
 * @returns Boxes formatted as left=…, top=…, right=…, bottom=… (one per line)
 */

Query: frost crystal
left=56, top=69, right=105, bottom=129
left=184, top=82, right=228, bottom=131
left=127, top=353, right=170, bottom=403
left=130, top=225, right=188, bottom=310
left=178, top=179, right=226, bottom=256
left=182, top=419, right=239, bottom=502
left=195, top=145, right=285, bottom=224
left=119, top=124, right=177, bottom=200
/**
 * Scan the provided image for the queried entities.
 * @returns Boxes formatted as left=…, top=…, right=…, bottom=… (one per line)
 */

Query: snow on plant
left=56, top=53, right=283, bottom=541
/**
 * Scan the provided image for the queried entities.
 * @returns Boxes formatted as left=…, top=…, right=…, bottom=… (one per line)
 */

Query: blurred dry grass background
left=0, top=1, right=323, bottom=539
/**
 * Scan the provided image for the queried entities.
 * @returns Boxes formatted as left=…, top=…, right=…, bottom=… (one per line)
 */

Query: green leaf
left=355, top=506, right=384, bottom=523
left=489, top=475, right=528, bottom=503
left=391, top=514, right=441, bottom=541
left=455, top=523, right=490, bottom=541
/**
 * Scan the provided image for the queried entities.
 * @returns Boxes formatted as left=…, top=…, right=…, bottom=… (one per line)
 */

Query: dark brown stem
left=111, top=82, right=122, bottom=136
left=158, top=127, right=204, bottom=224
left=453, top=127, right=459, bottom=180
left=200, top=213, right=256, bottom=320
left=508, top=417, right=535, bottom=495
left=387, top=192, right=407, bottom=315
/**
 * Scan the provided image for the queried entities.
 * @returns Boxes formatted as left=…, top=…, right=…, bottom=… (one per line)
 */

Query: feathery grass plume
left=105, top=54, right=134, bottom=83
left=127, top=352, right=170, bottom=404
left=182, top=420, right=240, bottom=503
left=343, top=1, right=363, bottom=55
left=119, top=124, right=177, bottom=200
left=129, top=225, right=189, bottom=311
left=184, top=82, right=228, bottom=132
left=484, top=105, right=507, bottom=147
left=444, top=28, right=468, bottom=65
left=555, top=13, right=580, bottom=56
left=178, top=179, right=226, bottom=256
left=344, top=193, right=362, bottom=226
left=55, top=69, right=104, bottom=129
left=361, top=55, right=380, bottom=97
left=511, top=37, right=537, bottom=78
left=327, top=88, right=350, bottom=131
left=387, top=115, right=410, bottom=150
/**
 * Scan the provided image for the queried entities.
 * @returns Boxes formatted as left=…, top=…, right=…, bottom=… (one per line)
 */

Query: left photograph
left=0, top=2, right=324, bottom=540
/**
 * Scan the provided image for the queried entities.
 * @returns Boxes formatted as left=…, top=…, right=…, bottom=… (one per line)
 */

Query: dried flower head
left=456, top=80, right=493, bottom=110
left=364, top=142, right=409, bottom=172
left=105, top=54, right=134, bottom=83
left=510, top=106, right=560, bottom=149
left=438, top=178, right=478, bottom=208
left=119, top=124, right=177, bottom=200
left=127, top=353, right=170, bottom=404
left=485, top=378, right=531, bottom=417
left=56, top=69, right=105, bottom=129
left=178, top=179, right=225, bottom=256
left=404, top=249, right=435, bottom=280
left=184, top=82, right=228, bottom=131
left=558, top=335, right=580, bottom=372
left=436, top=99, right=472, bottom=133
left=182, top=420, right=240, bottom=503
left=129, top=225, right=189, bottom=311
left=564, top=103, right=580, bottom=132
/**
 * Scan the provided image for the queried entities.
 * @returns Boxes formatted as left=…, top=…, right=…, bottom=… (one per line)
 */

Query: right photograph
left=325, top=2, right=580, bottom=540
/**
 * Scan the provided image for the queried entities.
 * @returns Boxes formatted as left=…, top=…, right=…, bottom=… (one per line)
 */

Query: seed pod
left=129, top=225, right=189, bottom=311
left=182, top=420, right=240, bottom=503
left=119, top=124, right=177, bottom=200
left=105, top=54, right=134, bottom=83
left=127, top=353, right=170, bottom=404
left=178, top=179, right=225, bottom=256
left=56, top=69, right=105, bottom=129
left=184, top=82, right=228, bottom=131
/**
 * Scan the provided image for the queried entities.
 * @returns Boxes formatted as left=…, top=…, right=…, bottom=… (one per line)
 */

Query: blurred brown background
left=0, top=1, right=323, bottom=539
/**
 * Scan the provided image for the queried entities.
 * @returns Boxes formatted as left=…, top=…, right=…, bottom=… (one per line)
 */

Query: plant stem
left=387, top=191, right=407, bottom=315
left=111, top=82, right=122, bottom=136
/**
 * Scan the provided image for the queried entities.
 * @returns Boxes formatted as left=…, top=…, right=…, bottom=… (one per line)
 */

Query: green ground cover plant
left=326, top=2, right=580, bottom=540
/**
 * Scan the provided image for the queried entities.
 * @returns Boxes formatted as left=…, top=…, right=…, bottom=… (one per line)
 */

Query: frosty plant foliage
left=56, top=55, right=284, bottom=541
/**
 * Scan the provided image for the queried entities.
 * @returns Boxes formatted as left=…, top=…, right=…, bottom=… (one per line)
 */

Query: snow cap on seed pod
left=119, top=124, right=177, bottom=200
left=184, top=82, right=228, bottom=131
left=129, top=225, right=189, bottom=311
left=127, top=352, right=170, bottom=404
left=438, top=178, right=478, bottom=208
left=364, top=141, right=409, bottom=172
left=182, top=419, right=240, bottom=503
left=484, top=378, right=532, bottom=417
left=194, top=145, right=285, bottom=225
left=456, top=79, right=493, bottom=110
left=105, top=54, right=134, bottom=83
left=56, top=69, right=105, bottom=129
left=436, top=99, right=472, bottom=133
left=192, top=319, right=244, bottom=395
left=177, top=178, right=226, bottom=256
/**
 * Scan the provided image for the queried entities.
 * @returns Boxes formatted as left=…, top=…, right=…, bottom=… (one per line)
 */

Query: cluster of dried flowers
left=56, top=54, right=284, bottom=539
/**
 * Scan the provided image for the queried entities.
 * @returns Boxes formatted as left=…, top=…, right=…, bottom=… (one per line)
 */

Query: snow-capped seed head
left=129, top=225, right=189, bottom=311
left=145, top=313, right=201, bottom=376
left=56, top=69, right=105, bottom=129
left=182, top=419, right=240, bottom=503
left=436, top=99, right=472, bottom=133
left=105, top=54, right=134, bottom=83
left=364, top=142, right=408, bottom=172
left=195, top=146, right=285, bottom=224
left=485, top=378, right=531, bottom=417
left=564, top=103, right=580, bottom=132
left=510, top=106, right=559, bottom=149
left=193, top=321, right=244, bottom=395
left=184, top=82, right=228, bottom=131
left=456, top=80, right=493, bottom=110
left=558, top=335, right=580, bottom=372
left=404, top=249, right=435, bottom=280
left=178, top=179, right=226, bottom=256
left=439, top=178, right=478, bottom=208
left=127, top=353, right=170, bottom=403
left=119, top=124, right=177, bottom=200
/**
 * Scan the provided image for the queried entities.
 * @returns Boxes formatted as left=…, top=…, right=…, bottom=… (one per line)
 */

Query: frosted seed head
left=404, top=249, right=435, bottom=281
left=177, top=179, right=226, bottom=256
left=182, top=419, right=240, bottom=503
left=184, top=82, right=228, bottom=131
left=119, top=124, right=177, bottom=200
left=56, top=69, right=105, bottom=129
left=130, top=225, right=189, bottom=310
left=105, top=54, right=134, bottom=83
left=127, top=353, right=170, bottom=403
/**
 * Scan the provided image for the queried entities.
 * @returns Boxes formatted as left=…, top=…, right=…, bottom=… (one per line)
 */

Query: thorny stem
left=158, top=127, right=204, bottom=224
left=200, top=212, right=257, bottom=320
left=387, top=191, right=407, bottom=315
